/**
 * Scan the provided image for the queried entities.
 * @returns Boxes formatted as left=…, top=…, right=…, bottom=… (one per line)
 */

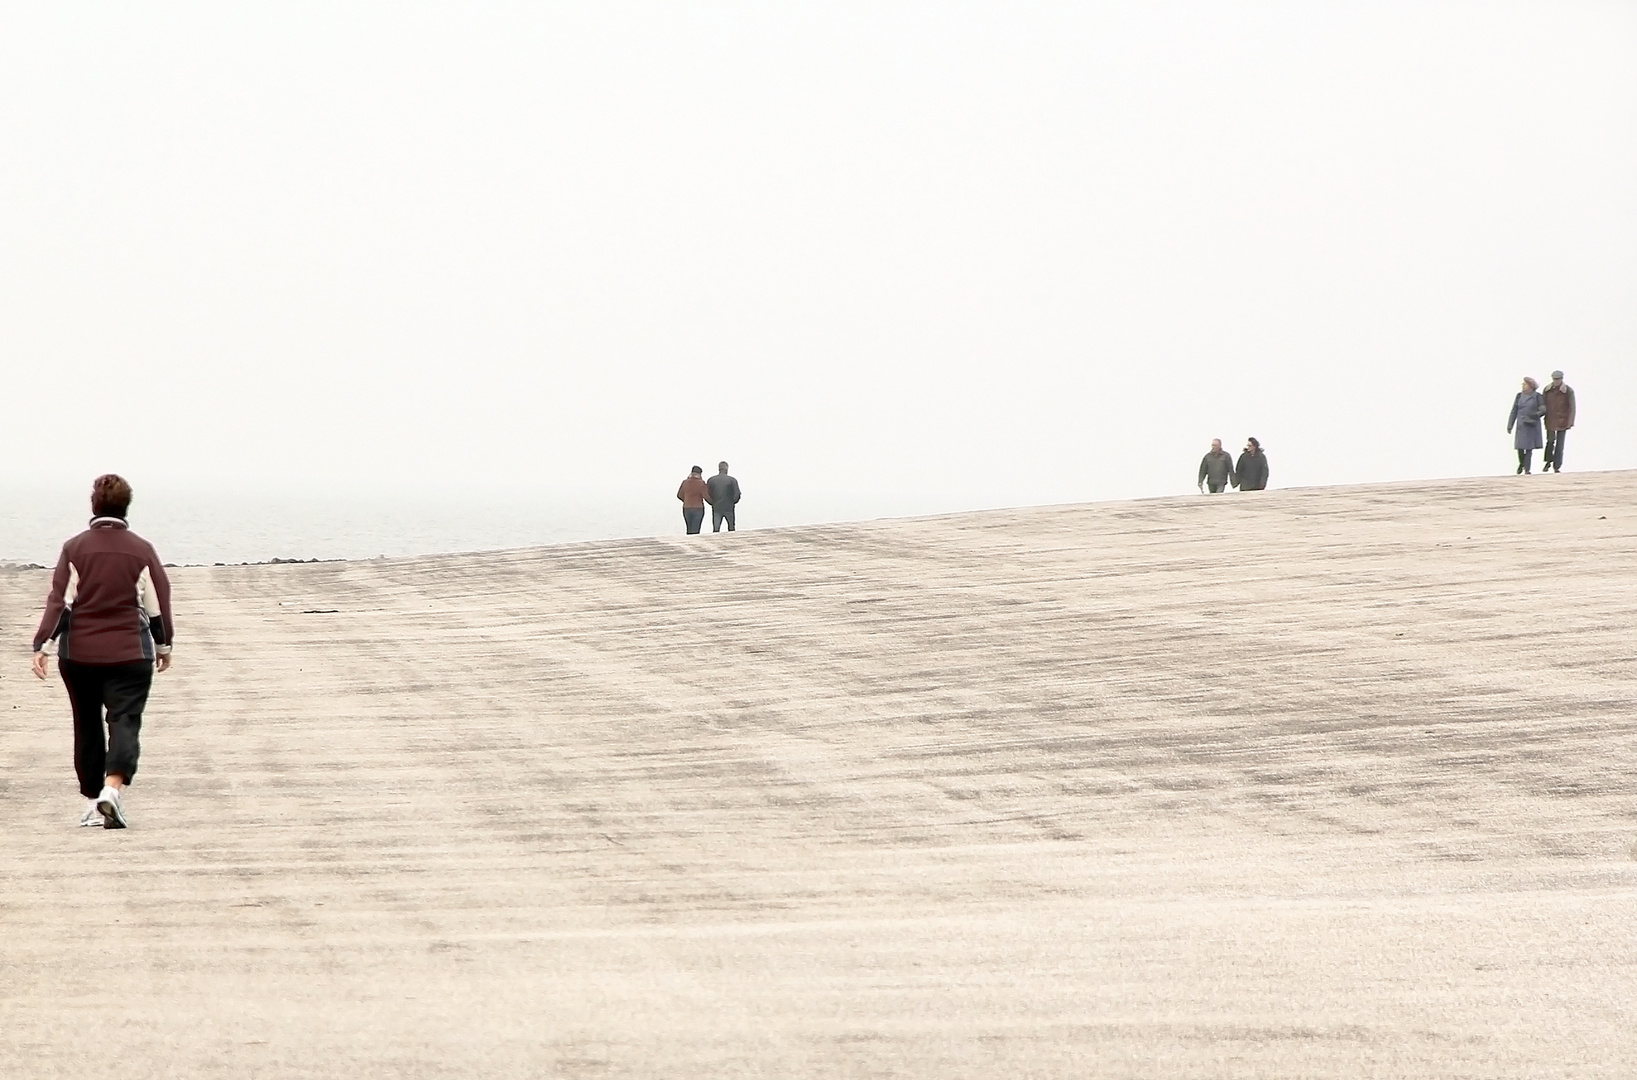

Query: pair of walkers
left=1507, top=371, right=1576, bottom=474
left=1198, top=438, right=1270, bottom=493
left=676, top=461, right=742, bottom=534
left=29, top=474, right=173, bottom=829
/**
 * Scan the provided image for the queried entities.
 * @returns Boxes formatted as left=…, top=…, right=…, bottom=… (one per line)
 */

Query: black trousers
left=1545, top=429, right=1567, bottom=471
left=712, top=505, right=736, bottom=532
left=682, top=506, right=705, bottom=534
left=60, top=659, right=152, bottom=798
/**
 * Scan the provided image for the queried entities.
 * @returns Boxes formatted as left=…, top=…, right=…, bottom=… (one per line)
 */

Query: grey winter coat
left=705, top=472, right=741, bottom=507
left=1508, top=391, right=1545, bottom=451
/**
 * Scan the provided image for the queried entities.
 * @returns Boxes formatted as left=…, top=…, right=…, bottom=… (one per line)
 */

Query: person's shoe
left=96, top=786, right=127, bottom=829
left=78, top=802, right=101, bottom=827
left=1516, top=465, right=1524, bottom=474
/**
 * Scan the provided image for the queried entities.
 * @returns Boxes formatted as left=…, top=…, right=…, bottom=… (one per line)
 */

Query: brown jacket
left=1542, top=381, right=1576, bottom=431
left=677, top=475, right=709, bottom=508
left=34, top=518, right=174, bottom=663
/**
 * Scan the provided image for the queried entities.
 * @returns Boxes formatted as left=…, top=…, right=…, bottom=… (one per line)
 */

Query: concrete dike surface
left=3, top=473, right=1636, bottom=1078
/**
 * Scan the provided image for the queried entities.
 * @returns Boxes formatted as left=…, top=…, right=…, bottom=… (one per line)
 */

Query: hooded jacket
left=1234, top=450, right=1269, bottom=491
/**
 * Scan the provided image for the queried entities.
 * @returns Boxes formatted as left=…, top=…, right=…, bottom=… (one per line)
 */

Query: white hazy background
left=3, top=2, right=1635, bottom=562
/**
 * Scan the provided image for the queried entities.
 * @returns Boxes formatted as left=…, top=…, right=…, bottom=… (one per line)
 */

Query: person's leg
left=1543, top=430, right=1558, bottom=471
left=684, top=507, right=703, bottom=534
left=712, top=507, right=725, bottom=533
left=101, top=662, right=152, bottom=790
left=1516, top=449, right=1526, bottom=474
left=82, top=662, right=151, bottom=829
left=1552, top=429, right=1566, bottom=472
left=59, top=660, right=109, bottom=801
left=1522, top=449, right=1534, bottom=474
left=724, top=506, right=735, bottom=532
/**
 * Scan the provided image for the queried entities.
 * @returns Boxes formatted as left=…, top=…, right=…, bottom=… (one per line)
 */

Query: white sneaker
left=78, top=802, right=101, bottom=827
left=96, top=786, right=127, bottom=829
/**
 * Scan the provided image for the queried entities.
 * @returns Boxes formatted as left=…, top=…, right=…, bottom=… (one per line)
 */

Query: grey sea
left=0, top=484, right=941, bottom=568
left=0, top=488, right=679, bottom=567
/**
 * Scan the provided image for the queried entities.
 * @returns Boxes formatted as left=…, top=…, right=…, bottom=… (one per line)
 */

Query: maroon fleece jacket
left=33, top=518, right=174, bottom=664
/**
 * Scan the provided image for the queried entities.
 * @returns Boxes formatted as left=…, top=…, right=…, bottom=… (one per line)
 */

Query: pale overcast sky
left=3, top=2, right=1633, bottom=525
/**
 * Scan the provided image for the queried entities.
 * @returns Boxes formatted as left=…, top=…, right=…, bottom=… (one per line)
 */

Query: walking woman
left=1507, top=377, right=1546, bottom=475
left=30, top=475, right=173, bottom=829
left=1234, top=437, right=1270, bottom=491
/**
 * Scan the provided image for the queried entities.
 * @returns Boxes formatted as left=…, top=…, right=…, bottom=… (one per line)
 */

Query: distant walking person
left=705, top=461, right=741, bottom=532
left=677, top=466, right=709, bottom=534
left=1234, top=437, right=1270, bottom=491
left=1541, top=370, right=1576, bottom=473
left=1507, top=377, right=1546, bottom=475
left=30, top=475, right=174, bottom=829
left=1198, top=439, right=1236, bottom=494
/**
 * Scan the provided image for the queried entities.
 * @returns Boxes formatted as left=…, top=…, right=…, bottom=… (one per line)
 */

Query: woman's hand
left=30, top=652, right=48, bottom=680
left=156, top=654, right=172, bottom=674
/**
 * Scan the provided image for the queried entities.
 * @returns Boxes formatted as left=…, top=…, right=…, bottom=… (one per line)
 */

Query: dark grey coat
left=705, top=472, right=741, bottom=507
left=1508, top=392, right=1545, bottom=451
left=1235, top=451, right=1269, bottom=491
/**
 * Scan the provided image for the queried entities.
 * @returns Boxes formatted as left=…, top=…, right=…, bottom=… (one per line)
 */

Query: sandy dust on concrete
left=2, top=472, right=1635, bottom=1078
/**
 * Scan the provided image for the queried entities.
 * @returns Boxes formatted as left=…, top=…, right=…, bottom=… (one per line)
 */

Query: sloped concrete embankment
left=2, top=473, right=1635, bottom=1078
